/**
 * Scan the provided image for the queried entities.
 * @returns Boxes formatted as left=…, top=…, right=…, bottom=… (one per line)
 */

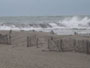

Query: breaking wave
left=0, top=16, right=90, bottom=35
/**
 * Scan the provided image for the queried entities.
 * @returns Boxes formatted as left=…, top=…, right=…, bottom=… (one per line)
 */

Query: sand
left=0, top=30, right=90, bottom=68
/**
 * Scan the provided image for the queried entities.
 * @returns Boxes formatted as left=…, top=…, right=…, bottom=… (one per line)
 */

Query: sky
left=0, top=0, right=90, bottom=16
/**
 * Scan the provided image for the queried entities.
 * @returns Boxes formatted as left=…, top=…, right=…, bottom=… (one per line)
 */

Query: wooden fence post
left=73, top=39, right=76, bottom=51
left=57, top=40, right=60, bottom=52
left=48, top=39, right=50, bottom=49
left=86, top=40, right=89, bottom=54
left=9, top=30, right=12, bottom=45
left=88, top=41, right=90, bottom=54
left=27, top=36, right=29, bottom=47
left=82, top=40, right=85, bottom=53
left=30, top=37, right=32, bottom=47
left=4, top=35, right=7, bottom=44
left=36, top=38, right=39, bottom=48
left=76, top=40, right=79, bottom=52
left=6, top=35, right=9, bottom=44
left=8, top=34, right=11, bottom=45
left=60, top=39, right=63, bottom=52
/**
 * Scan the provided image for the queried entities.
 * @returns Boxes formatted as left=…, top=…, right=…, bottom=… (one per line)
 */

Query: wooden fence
left=0, top=30, right=12, bottom=45
left=27, top=35, right=46, bottom=48
left=27, top=35, right=90, bottom=54
left=48, top=37, right=90, bottom=54
left=27, top=35, right=38, bottom=47
left=27, top=33, right=49, bottom=48
left=0, top=34, right=11, bottom=45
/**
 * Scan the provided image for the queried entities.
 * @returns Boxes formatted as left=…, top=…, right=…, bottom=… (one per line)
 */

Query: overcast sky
left=0, top=0, right=90, bottom=16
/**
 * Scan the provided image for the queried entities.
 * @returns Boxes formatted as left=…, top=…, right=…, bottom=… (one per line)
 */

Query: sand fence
left=0, top=31, right=90, bottom=54
left=0, top=30, right=12, bottom=45
left=27, top=35, right=90, bottom=54
left=47, top=36, right=90, bottom=54
left=27, top=34, right=48, bottom=48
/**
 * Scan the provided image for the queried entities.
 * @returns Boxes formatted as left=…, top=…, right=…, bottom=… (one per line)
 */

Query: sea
left=0, top=15, right=90, bottom=35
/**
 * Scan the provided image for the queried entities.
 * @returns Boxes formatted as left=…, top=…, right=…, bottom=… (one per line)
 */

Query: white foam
left=49, top=23, right=59, bottom=28
left=60, top=16, right=90, bottom=28
left=0, top=16, right=90, bottom=35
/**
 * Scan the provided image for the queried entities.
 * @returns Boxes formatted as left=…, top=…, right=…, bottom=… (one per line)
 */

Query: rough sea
left=0, top=16, right=90, bottom=35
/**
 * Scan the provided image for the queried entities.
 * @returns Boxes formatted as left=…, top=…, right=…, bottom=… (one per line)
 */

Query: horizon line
left=0, top=15, right=90, bottom=17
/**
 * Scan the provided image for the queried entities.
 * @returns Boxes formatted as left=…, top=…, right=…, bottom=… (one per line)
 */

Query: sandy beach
left=0, top=30, right=90, bottom=68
